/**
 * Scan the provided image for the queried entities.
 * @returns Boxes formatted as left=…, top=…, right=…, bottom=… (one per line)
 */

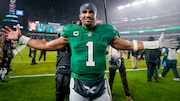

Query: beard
left=81, top=16, right=96, bottom=28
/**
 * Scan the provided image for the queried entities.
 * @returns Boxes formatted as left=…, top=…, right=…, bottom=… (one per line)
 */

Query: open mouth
left=85, top=18, right=92, bottom=22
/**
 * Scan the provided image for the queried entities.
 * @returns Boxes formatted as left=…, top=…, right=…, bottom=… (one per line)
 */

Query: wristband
left=133, top=40, right=138, bottom=51
left=19, top=35, right=31, bottom=45
left=143, top=41, right=160, bottom=49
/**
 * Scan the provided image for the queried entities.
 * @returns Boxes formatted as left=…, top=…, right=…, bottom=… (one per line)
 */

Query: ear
left=96, top=14, right=98, bottom=19
left=79, top=14, right=82, bottom=21
left=93, top=13, right=98, bottom=20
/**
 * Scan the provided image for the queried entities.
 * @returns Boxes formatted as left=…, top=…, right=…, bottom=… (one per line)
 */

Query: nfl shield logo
left=87, top=32, right=92, bottom=37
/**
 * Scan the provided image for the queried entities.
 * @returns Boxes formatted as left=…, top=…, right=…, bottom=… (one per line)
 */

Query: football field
left=0, top=46, right=180, bottom=101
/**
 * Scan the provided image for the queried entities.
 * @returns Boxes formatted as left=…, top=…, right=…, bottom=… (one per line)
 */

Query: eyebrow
left=82, top=10, right=95, bottom=13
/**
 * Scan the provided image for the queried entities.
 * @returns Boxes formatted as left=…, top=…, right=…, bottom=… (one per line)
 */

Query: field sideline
left=9, top=66, right=180, bottom=79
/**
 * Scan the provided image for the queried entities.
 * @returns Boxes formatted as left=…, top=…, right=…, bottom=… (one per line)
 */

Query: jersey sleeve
left=100, top=24, right=117, bottom=43
left=61, top=24, right=78, bottom=37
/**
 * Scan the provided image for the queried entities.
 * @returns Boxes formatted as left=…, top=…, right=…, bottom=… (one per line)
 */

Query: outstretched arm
left=110, top=37, right=144, bottom=50
left=1, top=24, right=68, bottom=51
left=27, top=37, right=68, bottom=51
left=111, top=33, right=179, bottom=51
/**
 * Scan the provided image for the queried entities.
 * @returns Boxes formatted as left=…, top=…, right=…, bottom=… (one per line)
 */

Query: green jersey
left=61, top=24, right=116, bottom=80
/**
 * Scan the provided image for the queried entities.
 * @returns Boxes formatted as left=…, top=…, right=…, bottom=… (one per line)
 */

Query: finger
left=169, top=39, right=179, bottom=44
left=1, top=34, right=7, bottom=38
left=169, top=43, right=179, bottom=47
left=16, top=24, right=20, bottom=30
left=0, top=31, right=7, bottom=35
left=1, top=28, right=9, bottom=34
left=5, top=26, right=13, bottom=32
left=0, top=31, right=7, bottom=36
left=160, top=32, right=164, bottom=38
left=169, top=45, right=179, bottom=49
left=16, top=24, right=20, bottom=28
left=158, top=33, right=164, bottom=41
left=161, top=32, right=164, bottom=36
left=170, top=41, right=179, bottom=44
left=168, top=39, right=176, bottom=42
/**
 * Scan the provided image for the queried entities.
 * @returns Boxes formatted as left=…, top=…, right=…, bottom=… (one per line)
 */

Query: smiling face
left=79, top=9, right=97, bottom=29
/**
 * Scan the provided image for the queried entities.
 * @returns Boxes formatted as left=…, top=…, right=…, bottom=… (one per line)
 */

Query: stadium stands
left=108, top=0, right=180, bottom=40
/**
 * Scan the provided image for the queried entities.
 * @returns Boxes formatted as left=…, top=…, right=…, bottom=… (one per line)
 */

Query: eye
left=82, top=11, right=87, bottom=14
left=89, top=10, right=94, bottom=14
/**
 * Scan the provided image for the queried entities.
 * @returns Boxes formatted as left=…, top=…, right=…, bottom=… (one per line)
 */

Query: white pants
left=132, top=56, right=138, bottom=68
left=69, top=78, right=111, bottom=101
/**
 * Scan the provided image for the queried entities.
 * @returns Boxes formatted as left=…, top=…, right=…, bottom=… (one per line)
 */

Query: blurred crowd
left=0, top=38, right=16, bottom=81
left=110, top=0, right=180, bottom=31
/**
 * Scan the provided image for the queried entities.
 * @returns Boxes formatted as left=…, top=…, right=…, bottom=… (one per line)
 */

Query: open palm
left=1, top=24, right=21, bottom=41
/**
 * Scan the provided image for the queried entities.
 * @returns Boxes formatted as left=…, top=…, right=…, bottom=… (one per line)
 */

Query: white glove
left=158, top=33, right=179, bottom=48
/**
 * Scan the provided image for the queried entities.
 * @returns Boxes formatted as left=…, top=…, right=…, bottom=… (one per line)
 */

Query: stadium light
left=117, top=6, right=125, bottom=10
left=125, top=4, right=131, bottom=8
left=116, top=0, right=159, bottom=11
left=132, top=1, right=139, bottom=6
left=147, top=0, right=155, bottom=2
left=139, top=0, right=146, bottom=4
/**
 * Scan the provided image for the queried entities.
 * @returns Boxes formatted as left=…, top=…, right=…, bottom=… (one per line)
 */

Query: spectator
left=0, top=38, right=4, bottom=68
left=138, top=50, right=145, bottom=61
left=38, top=39, right=47, bottom=63
left=108, top=46, right=133, bottom=101
left=156, top=48, right=162, bottom=69
left=2, top=39, right=16, bottom=73
left=28, top=47, right=32, bottom=57
left=127, top=50, right=131, bottom=59
left=28, top=36, right=33, bottom=57
left=55, top=44, right=71, bottom=101
left=159, top=47, right=180, bottom=81
left=131, top=47, right=139, bottom=69
left=144, top=36, right=160, bottom=83
left=30, top=37, right=37, bottom=65
left=0, top=38, right=6, bottom=81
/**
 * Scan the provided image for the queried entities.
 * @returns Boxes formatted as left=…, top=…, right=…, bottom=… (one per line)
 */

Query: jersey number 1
left=86, top=41, right=95, bottom=66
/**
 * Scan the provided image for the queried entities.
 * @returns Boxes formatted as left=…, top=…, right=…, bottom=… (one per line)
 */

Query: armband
left=19, top=35, right=31, bottom=45
left=143, top=41, right=160, bottom=49
left=133, top=40, right=138, bottom=51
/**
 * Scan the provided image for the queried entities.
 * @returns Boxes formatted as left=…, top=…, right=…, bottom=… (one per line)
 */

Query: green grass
left=0, top=77, right=55, bottom=101
left=10, top=47, right=57, bottom=75
left=109, top=70, right=180, bottom=101
left=0, top=46, right=180, bottom=101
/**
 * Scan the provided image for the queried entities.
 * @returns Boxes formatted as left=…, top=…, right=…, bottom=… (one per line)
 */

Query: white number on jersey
left=86, top=41, right=95, bottom=66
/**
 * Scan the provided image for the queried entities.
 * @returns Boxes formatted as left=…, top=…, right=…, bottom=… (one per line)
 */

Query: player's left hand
left=158, top=33, right=179, bottom=48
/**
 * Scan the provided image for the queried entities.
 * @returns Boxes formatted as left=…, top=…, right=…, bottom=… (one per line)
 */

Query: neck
left=82, top=23, right=96, bottom=30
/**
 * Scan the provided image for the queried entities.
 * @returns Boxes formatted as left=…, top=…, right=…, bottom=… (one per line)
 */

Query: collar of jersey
left=82, top=25, right=96, bottom=31
left=82, top=26, right=89, bottom=30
